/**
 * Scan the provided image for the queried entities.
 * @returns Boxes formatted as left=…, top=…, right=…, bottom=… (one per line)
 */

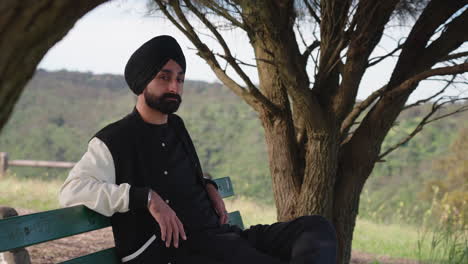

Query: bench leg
left=0, top=207, right=31, bottom=264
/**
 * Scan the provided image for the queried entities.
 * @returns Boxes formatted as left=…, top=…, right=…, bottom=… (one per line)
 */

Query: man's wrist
left=204, top=178, right=219, bottom=190
left=147, top=190, right=152, bottom=208
left=129, top=186, right=151, bottom=211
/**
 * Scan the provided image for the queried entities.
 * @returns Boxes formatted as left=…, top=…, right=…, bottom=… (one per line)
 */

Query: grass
left=224, top=196, right=277, bottom=227
left=353, top=217, right=427, bottom=260
left=1, top=174, right=465, bottom=263
left=0, top=174, right=62, bottom=211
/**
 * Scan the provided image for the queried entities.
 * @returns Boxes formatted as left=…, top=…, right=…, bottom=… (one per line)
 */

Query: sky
left=38, top=0, right=465, bottom=103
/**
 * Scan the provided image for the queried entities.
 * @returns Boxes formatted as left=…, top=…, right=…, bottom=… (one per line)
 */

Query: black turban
left=124, top=35, right=186, bottom=95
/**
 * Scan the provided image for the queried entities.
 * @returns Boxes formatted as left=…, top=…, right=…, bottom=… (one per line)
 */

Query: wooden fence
left=0, top=152, right=75, bottom=178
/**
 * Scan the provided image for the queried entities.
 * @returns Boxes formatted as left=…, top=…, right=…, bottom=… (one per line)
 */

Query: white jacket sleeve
left=59, top=137, right=131, bottom=217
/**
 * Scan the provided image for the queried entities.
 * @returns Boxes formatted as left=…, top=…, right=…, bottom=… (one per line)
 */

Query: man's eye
left=177, top=78, right=185, bottom=83
left=159, top=75, right=169, bottom=80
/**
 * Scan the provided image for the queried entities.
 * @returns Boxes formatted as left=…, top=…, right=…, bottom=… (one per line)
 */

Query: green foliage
left=419, top=128, right=468, bottom=228
left=359, top=104, right=467, bottom=225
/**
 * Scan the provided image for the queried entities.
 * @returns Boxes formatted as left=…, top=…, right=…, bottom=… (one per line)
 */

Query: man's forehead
left=159, top=69, right=185, bottom=75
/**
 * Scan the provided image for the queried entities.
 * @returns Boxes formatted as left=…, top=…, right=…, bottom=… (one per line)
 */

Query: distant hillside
left=1, top=69, right=272, bottom=203
left=0, top=69, right=466, bottom=211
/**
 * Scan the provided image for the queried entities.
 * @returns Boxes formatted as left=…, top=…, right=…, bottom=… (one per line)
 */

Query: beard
left=144, top=90, right=182, bottom=114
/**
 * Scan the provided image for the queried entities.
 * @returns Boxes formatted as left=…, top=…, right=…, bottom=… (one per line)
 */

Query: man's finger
left=172, top=219, right=179, bottom=248
left=221, top=213, right=228, bottom=224
left=216, top=207, right=223, bottom=216
left=176, top=218, right=187, bottom=240
left=165, top=219, right=173, bottom=248
left=159, top=220, right=166, bottom=242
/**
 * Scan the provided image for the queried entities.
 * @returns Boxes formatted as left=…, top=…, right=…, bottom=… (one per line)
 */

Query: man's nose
left=168, top=79, right=180, bottom=93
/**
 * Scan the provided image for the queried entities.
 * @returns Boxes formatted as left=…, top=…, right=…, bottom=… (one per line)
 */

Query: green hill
left=0, top=69, right=466, bottom=217
left=1, top=69, right=273, bottom=203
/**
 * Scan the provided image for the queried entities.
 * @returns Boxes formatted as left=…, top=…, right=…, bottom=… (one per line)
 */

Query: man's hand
left=206, top=183, right=229, bottom=225
left=148, top=190, right=187, bottom=248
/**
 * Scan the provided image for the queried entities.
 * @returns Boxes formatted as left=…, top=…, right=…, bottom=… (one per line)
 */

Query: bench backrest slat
left=0, top=205, right=110, bottom=252
left=213, top=177, right=234, bottom=198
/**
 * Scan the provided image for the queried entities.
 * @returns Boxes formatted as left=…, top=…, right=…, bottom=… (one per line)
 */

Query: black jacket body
left=94, top=109, right=214, bottom=261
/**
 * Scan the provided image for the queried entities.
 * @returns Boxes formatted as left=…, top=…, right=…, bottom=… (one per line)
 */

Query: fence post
left=0, top=152, right=8, bottom=178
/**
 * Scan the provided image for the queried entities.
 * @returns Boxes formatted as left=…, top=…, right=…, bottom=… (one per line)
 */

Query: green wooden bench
left=0, top=177, right=243, bottom=263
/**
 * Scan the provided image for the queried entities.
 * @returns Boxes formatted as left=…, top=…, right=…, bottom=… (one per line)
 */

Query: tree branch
left=402, top=75, right=456, bottom=110
left=387, top=0, right=468, bottom=87
left=215, top=53, right=256, bottom=67
left=295, top=20, right=320, bottom=65
left=378, top=97, right=468, bottom=160
left=303, top=0, right=321, bottom=24
left=368, top=41, right=403, bottom=67
left=201, top=0, right=245, bottom=29
left=340, top=85, right=387, bottom=143
left=182, top=0, right=257, bottom=90
left=341, top=1, right=468, bottom=175
left=181, top=1, right=281, bottom=115
left=343, top=2, right=359, bottom=37
left=302, top=40, right=321, bottom=65
left=388, top=63, right=468, bottom=97
left=426, top=103, right=468, bottom=124
left=328, top=0, right=399, bottom=123
left=154, top=0, right=278, bottom=114
left=418, top=8, right=468, bottom=70
left=439, top=51, right=468, bottom=63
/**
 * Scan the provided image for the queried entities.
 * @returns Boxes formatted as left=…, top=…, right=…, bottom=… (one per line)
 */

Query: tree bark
left=254, top=39, right=302, bottom=220
left=0, top=0, right=107, bottom=133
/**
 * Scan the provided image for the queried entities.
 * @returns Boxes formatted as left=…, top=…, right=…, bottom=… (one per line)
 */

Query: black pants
left=167, top=215, right=337, bottom=264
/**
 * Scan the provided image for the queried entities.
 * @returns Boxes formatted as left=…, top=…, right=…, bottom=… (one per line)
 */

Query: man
left=59, top=35, right=337, bottom=264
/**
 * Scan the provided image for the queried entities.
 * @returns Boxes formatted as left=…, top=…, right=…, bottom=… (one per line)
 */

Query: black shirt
left=143, top=122, right=220, bottom=232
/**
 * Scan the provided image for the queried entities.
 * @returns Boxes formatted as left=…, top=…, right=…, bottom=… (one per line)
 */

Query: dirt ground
left=14, top=209, right=419, bottom=264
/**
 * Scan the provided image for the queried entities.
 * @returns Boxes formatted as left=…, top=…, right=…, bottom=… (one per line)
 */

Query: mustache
left=161, top=93, right=182, bottom=102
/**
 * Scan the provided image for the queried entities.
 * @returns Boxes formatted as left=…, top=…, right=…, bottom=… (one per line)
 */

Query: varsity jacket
left=59, top=109, right=217, bottom=262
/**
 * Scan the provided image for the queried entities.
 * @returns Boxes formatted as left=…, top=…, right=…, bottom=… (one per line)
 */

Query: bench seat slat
left=227, top=211, right=244, bottom=229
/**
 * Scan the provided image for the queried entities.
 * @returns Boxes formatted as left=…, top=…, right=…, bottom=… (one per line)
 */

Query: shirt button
left=165, top=199, right=170, bottom=204
left=162, top=142, right=166, bottom=147
left=163, top=170, right=168, bottom=175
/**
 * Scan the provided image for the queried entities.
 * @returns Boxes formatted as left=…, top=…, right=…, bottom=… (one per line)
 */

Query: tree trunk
left=297, top=133, right=339, bottom=219
left=0, top=0, right=106, bottom=133
left=333, top=136, right=378, bottom=264
left=261, top=109, right=340, bottom=219
left=254, top=40, right=302, bottom=220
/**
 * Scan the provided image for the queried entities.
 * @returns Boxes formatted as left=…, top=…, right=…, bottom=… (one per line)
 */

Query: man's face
left=144, top=59, right=185, bottom=114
